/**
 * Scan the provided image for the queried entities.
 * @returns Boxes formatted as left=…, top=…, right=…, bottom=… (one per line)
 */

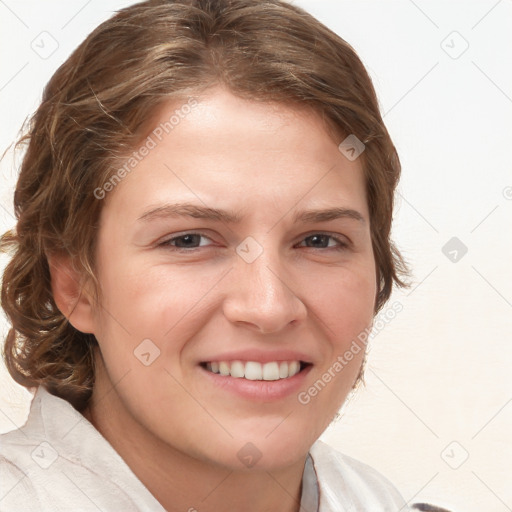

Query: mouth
left=200, top=360, right=312, bottom=381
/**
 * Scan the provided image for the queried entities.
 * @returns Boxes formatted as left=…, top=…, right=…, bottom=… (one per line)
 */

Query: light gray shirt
left=0, top=387, right=409, bottom=511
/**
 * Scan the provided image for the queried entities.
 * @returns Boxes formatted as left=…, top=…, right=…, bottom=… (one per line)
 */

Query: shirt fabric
left=0, top=387, right=410, bottom=511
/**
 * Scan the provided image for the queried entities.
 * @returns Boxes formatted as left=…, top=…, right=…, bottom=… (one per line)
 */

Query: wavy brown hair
left=1, top=0, right=408, bottom=411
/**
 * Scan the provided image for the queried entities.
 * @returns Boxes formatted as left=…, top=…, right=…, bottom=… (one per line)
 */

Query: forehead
left=102, top=87, right=368, bottom=224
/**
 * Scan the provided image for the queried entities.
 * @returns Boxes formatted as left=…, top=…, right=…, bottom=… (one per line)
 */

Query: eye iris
left=307, top=234, right=329, bottom=248
left=176, top=234, right=200, bottom=247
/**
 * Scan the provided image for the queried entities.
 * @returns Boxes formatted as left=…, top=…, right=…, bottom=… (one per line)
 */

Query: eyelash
left=158, top=232, right=349, bottom=252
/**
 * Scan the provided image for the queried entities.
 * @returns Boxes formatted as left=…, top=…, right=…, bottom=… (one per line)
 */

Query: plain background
left=1, top=1, right=511, bottom=511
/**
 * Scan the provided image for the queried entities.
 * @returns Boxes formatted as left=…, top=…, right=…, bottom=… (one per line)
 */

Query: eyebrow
left=292, top=207, right=365, bottom=224
left=137, top=202, right=365, bottom=225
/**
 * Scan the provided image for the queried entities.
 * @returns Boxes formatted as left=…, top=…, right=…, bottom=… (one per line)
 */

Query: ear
left=47, top=253, right=96, bottom=334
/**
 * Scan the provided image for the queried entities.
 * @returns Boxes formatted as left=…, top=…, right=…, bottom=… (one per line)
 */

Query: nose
left=222, top=246, right=307, bottom=334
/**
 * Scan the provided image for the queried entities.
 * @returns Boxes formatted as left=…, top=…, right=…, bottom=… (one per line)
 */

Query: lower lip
left=199, top=364, right=313, bottom=401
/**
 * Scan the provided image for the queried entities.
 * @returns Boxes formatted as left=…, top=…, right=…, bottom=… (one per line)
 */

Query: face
left=88, top=86, right=376, bottom=471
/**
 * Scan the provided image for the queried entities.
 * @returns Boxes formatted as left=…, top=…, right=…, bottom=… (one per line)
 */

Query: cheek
left=91, top=253, right=221, bottom=359
left=313, top=260, right=377, bottom=346
left=287, top=264, right=376, bottom=442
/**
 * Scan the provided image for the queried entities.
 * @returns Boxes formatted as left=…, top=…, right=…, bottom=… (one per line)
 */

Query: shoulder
left=0, top=451, right=40, bottom=510
left=310, top=440, right=411, bottom=510
left=0, top=392, right=55, bottom=510
left=0, top=388, right=54, bottom=472
left=0, top=387, right=165, bottom=511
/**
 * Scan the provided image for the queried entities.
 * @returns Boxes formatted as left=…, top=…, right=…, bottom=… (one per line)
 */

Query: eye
left=157, top=232, right=348, bottom=252
left=297, top=233, right=348, bottom=250
left=159, top=232, right=213, bottom=250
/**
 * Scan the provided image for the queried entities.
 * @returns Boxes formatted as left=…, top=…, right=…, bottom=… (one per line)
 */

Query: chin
left=214, top=425, right=317, bottom=472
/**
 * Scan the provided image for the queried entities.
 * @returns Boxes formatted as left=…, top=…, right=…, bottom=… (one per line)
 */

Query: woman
left=0, top=0, right=411, bottom=510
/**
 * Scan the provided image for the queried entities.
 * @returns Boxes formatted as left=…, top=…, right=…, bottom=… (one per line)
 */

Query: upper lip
left=199, top=349, right=314, bottom=365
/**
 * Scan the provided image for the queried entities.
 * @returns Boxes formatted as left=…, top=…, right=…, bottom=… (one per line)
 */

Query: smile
left=201, top=360, right=310, bottom=381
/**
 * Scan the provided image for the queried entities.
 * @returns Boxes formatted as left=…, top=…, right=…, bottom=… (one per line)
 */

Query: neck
left=85, top=359, right=307, bottom=512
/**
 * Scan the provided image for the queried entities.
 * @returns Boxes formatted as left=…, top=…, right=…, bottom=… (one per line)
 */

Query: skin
left=51, top=86, right=377, bottom=512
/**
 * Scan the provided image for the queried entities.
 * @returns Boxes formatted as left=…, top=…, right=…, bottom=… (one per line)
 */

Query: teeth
left=230, top=360, right=245, bottom=378
left=219, top=361, right=230, bottom=376
left=262, top=362, right=279, bottom=381
left=244, top=361, right=262, bottom=380
left=289, top=361, right=300, bottom=376
left=204, top=360, right=304, bottom=380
